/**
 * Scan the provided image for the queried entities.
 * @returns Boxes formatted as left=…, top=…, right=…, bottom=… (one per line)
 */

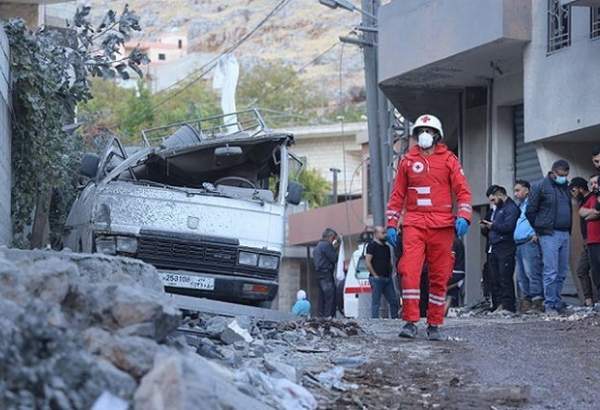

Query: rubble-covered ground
left=2, top=248, right=600, bottom=409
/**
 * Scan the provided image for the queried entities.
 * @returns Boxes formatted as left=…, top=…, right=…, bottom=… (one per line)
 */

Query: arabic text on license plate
left=159, top=273, right=215, bottom=290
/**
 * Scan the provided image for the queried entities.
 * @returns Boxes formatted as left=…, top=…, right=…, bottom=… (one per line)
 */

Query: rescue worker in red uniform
left=386, top=114, right=472, bottom=341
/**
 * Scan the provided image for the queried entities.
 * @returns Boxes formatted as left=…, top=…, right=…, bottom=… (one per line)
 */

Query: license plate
left=159, top=272, right=215, bottom=291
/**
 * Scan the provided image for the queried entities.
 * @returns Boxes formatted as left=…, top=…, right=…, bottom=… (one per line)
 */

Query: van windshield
left=119, top=136, right=287, bottom=204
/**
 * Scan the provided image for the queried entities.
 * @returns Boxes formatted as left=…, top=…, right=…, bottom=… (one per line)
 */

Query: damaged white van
left=64, top=110, right=303, bottom=306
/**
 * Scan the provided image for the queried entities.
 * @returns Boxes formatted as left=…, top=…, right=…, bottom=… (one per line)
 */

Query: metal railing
left=547, top=0, right=571, bottom=54
left=592, top=15, right=600, bottom=39
left=141, top=109, right=268, bottom=148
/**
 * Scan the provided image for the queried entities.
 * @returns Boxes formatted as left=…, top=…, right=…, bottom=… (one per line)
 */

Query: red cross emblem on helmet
left=421, top=115, right=431, bottom=123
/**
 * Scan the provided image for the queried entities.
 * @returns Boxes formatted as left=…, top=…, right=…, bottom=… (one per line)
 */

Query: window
left=547, top=0, right=571, bottom=53
left=158, top=53, right=166, bottom=61
left=592, top=7, right=600, bottom=39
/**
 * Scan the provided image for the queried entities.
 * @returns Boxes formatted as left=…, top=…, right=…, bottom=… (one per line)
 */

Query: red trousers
left=399, top=225, right=455, bottom=326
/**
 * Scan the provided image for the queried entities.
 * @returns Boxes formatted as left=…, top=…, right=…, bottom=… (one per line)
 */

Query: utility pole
left=361, top=0, right=384, bottom=226
left=330, top=167, right=341, bottom=204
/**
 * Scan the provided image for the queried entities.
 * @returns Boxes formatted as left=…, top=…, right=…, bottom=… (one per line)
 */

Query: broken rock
left=134, top=352, right=269, bottom=410
left=221, top=319, right=254, bottom=345
left=264, top=355, right=298, bottom=382
left=83, top=327, right=164, bottom=379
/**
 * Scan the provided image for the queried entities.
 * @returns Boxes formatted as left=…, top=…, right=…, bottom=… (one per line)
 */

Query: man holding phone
left=313, top=228, right=340, bottom=317
left=481, top=185, right=520, bottom=312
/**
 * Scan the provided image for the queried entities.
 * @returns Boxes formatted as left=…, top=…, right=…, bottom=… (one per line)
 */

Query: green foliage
left=5, top=5, right=146, bottom=247
left=237, top=62, right=326, bottom=127
left=79, top=79, right=220, bottom=145
left=294, top=168, right=331, bottom=208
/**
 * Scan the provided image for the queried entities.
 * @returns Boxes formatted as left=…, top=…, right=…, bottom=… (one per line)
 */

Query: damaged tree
left=5, top=5, right=148, bottom=248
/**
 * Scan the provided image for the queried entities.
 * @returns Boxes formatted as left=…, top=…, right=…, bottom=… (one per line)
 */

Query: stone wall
left=0, top=26, right=10, bottom=245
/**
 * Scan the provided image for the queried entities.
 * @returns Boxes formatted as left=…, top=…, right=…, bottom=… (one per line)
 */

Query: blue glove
left=455, top=217, right=469, bottom=238
left=386, top=228, right=398, bottom=248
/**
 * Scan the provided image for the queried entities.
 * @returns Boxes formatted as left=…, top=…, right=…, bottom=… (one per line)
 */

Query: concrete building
left=378, top=0, right=600, bottom=304
left=0, top=1, right=76, bottom=28
left=120, top=33, right=217, bottom=93
left=284, top=122, right=368, bottom=199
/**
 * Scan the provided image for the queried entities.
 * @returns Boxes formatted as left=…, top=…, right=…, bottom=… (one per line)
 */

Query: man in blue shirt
left=513, top=180, right=544, bottom=312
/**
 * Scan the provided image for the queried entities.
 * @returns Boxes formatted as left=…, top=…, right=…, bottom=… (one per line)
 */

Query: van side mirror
left=80, top=153, right=100, bottom=179
left=286, top=181, right=304, bottom=205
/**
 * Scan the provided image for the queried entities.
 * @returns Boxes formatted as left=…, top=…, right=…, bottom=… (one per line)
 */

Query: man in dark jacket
left=313, top=228, right=339, bottom=317
left=525, top=160, right=572, bottom=315
left=481, top=185, right=520, bottom=312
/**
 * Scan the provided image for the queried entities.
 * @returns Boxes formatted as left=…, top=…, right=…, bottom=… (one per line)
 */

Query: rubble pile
left=0, top=249, right=338, bottom=410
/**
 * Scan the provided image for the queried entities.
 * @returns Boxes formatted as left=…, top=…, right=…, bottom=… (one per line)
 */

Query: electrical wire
left=104, top=0, right=293, bottom=131
left=244, top=41, right=340, bottom=109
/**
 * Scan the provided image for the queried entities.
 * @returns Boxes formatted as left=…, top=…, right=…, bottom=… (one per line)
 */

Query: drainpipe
left=486, top=79, right=494, bottom=188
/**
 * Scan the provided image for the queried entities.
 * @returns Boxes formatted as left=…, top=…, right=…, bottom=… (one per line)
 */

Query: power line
left=104, top=0, right=293, bottom=131
left=244, top=41, right=341, bottom=108
left=150, top=0, right=292, bottom=111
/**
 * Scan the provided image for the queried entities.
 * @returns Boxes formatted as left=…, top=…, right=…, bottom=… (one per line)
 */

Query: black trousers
left=590, top=244, right=600, bottom=295
left=489, top=244, right=516, bottom=312
left=576, top=245, right=594, bottom=301
left=318, top=277, right=336, bottom=317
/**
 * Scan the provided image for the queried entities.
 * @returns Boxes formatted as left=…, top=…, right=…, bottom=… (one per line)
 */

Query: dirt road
left=300, top=314, right=600, bottom=409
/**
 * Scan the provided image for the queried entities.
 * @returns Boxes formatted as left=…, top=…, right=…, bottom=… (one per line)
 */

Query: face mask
left=418, top=131, right=434, bottom=149
left=495, top=199, right=504, bottom=207
left=555, top=176, right=568, bottom=185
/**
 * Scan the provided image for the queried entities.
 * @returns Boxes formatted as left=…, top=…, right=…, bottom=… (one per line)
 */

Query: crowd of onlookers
left=293, top=146, right=600, bottom=319
left=482, top=147, right=600, bottom=314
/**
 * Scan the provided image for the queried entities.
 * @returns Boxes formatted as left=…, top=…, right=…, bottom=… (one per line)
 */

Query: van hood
left=92, top=181, right=284, bottom=251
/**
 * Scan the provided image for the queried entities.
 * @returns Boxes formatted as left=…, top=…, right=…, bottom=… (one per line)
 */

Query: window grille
left=592, top=7, right=600, bottom=39
left=547, top=0, right=571, bottom=53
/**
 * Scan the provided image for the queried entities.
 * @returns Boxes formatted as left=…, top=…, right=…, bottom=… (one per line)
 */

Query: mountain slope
left=84, top=0, right=366, bottom=100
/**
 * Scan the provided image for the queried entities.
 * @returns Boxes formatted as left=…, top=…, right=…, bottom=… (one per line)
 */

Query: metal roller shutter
left=514, top=105, right=543, bottom=184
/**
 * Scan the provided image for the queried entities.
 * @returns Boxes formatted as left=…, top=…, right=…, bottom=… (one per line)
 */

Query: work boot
left=399, top=322, right=418, bottom=339
left=520, top=298, right=532, bottom=314
left=426, top=325, right=446, bottom=342
left=532, top=298, right=544, bottom=313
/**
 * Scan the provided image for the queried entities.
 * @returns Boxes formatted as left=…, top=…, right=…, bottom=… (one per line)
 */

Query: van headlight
left=95, top=235, right=138, bottom=255
left=238, top=251, right=258, bottom=266
left=95, top=236, right=116, bottom=255
left=116, top=236, right=138, bottom=254
left=258, top=254, right=279, bottom=270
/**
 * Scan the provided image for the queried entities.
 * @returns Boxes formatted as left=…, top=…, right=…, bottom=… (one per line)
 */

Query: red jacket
left=386, top=144, right=472, bottom=229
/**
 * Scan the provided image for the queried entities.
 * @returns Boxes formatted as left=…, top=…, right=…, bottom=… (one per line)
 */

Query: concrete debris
left=0, top=249, right=368, bottom=410
left=316, top=366, right=359, bottom=392
left=134, top=353, right=270, bottom=410
left=235, top=368, right=317, bottom=410
left=221, top=319, right=254, bottom=345
left=264, top=355, right=298, bottom=382
left=91, top=391, right=129, bottom=410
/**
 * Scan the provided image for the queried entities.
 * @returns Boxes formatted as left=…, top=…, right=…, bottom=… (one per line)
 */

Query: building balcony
left=287, top=199, right=364, bottom=246
left=561, top=0, right=600, bottom=6
left=378, top=0, right=531, bottom=117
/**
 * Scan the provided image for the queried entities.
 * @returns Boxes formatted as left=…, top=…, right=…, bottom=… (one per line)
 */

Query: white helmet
left=411, top=114, right=444, bottom=138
